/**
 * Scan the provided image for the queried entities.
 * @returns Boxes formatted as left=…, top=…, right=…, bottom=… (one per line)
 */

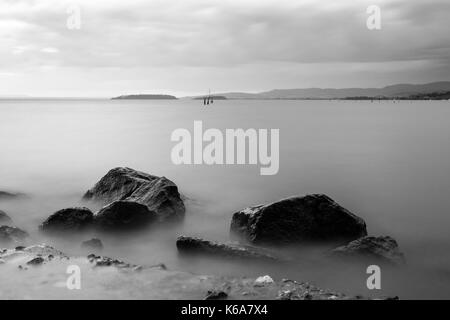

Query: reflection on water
left=1, top=99, right=450, bottom=299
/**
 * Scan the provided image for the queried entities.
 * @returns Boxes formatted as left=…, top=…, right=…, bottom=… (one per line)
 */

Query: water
left=1, top=98, right=450, bottom=299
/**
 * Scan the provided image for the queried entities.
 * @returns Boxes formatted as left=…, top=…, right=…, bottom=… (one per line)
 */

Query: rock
left=39, top=207, right=94, bottom=232
left=81, top=238, right=103, bottom=251
left=254, top=275, right=274, bottom=287
left=87, top=253, right=141, bottom=269
left=0, top=191, right=25, bottom=200
left=230, top=194, right=367, bottom=245
left=330, top=236, right=406, bottom=265
left=94, top=200, right=156, bottom=230
left=0, top=210, right=13, bottom=225
left=83, top=167, right=185, bottom=222
left=26, top=257, right=45, bottom=266
left=0, top=225, right=28, bottom=244
left=176, top=236, right=278, bottom=261
left=205, top=290, right=228, bottom=300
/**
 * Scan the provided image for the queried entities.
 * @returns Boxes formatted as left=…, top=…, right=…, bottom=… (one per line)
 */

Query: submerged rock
left=230, top=194, right=367, bottom=245
left=176, top=236, right=278, bottom=261
left=39, top=207, right=94, bottom=232
left=94, top=200, right=156, bottom=230
left=0, top=191, right=26, bottom=200
left=0, top=210, right=13, bottom=225
left=26, top=257, right=45, bottom=266
left=330, top=236, right=406, bottom=265
left=81, top=238, right=103, bottom=251
left=0, top=225, right=28, bottom=244
left=83, top=167, right=185, bottom=222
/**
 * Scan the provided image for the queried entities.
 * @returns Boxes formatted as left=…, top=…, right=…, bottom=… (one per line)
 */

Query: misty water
left=1, top=99, right=450, bottom=299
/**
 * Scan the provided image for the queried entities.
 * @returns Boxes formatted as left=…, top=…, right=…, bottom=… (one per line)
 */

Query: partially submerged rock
left=231, top=194, right=367, bottom=245
left=0, top=210, right=13, bottom=225
left=81, top=238, right=103, bottom=251
left=0, top=191, right=26, bottom=200
left=26, top=256, right=45, bottom=266
left=94, top=200, right=156, bottom=230
left=39, top=207, right=94, bottom=232
left=87, top=253, right=141, bottom=270
left=0, top=225, right=28, bottom=244
left=176, top=236, right=278, bottom=261
left=83, top=167, right=185, bottom=222
left=204, top=290, right=228, bottom=300
left=330, top=236, right=406, bottom=265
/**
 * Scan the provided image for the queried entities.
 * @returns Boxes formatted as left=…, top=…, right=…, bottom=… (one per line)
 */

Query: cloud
left=0, top=0, right=449, bottom=95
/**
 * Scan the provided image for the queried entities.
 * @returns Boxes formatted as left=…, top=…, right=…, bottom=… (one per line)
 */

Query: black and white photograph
left=1, top=0, right=450, bottom=307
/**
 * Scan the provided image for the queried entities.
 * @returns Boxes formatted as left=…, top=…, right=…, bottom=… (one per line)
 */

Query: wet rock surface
left=231, top=194, right=367, bottom=245
left=94, top=200, right=156, bottom=230
left=83, top=167, right=185, bottom=222
left=176, top=236, right=278, bottom=261
left=0, top=225, right=29, bottom=244
left=330, top=236, right=406, bottom=265
left=39, top=207, right=94, bottom=232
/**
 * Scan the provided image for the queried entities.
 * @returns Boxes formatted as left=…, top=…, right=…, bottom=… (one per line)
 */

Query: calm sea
left=1, top=98, right=450, bottom=299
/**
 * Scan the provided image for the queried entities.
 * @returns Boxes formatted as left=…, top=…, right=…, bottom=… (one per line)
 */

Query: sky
left=1, top=0, right=450, bottom=97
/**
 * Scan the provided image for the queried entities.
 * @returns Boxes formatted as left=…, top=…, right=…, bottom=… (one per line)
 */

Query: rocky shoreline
left=0, top=167, right=404, bottom=299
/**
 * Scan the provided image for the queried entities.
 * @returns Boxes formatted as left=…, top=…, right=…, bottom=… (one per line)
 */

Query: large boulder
left=83, top=167, right=185, bottom=222
left=94, top=200, right=156, bottom=230
left=330, top=236, right=406, bottom=265
left=176, top=236, right=277, bottom=261
left=230, top=194, right=367, bottom=245
left=0, top=225, right=29, bottom=244
left=39, top=207, right=94, bottom=232
left=0, top=210, right=13, bottom=225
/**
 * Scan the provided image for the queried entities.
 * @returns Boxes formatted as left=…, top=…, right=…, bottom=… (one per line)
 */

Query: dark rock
left=0, top=210, right=13, bottom=225
left=87, top=254, right=140, bottom=269
left=0, top=225, right=29, bottom=244
left=0, top=191, right=26, bottom=200
left=205, top=290, right=228, bottom=300
left=230, top=194, right=367, bottom=245
left=26, top=257, right=45, bottom=266
left=176, top=236, right=277, bottom=261
left=15, top=246, right=26, bottom=251
left=83, top=167, right=185, bottom=222
left=94, top=200, right=156, bottom=230
left=81, top=238, right=103, bottom=251
left=39, top=207, right=94, bottom=232
left=330, top=236, right=406, bottom=265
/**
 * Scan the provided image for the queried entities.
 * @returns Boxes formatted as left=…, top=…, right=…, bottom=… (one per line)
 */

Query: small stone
left=254, top=275, right=274, bottom=287
left=205, top=290, right=228, bottom=300
left=26, top=257, right=45, bottom=266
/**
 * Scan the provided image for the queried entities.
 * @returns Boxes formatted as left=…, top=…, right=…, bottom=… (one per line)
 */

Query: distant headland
left=112, top=94, right=177, bottom=100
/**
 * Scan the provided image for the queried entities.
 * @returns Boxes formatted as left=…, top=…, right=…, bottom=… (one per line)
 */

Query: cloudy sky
left=1, top=0, right=450, bottom=97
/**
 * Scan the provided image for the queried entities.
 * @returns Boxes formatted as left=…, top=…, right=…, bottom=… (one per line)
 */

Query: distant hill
left=212, top=82, right=450, bottom=100
left=112, top=94, right=177, bottom=100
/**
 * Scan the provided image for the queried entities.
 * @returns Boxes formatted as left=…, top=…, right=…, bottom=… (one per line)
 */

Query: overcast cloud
left=1, top=0, right=449, bottom=96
